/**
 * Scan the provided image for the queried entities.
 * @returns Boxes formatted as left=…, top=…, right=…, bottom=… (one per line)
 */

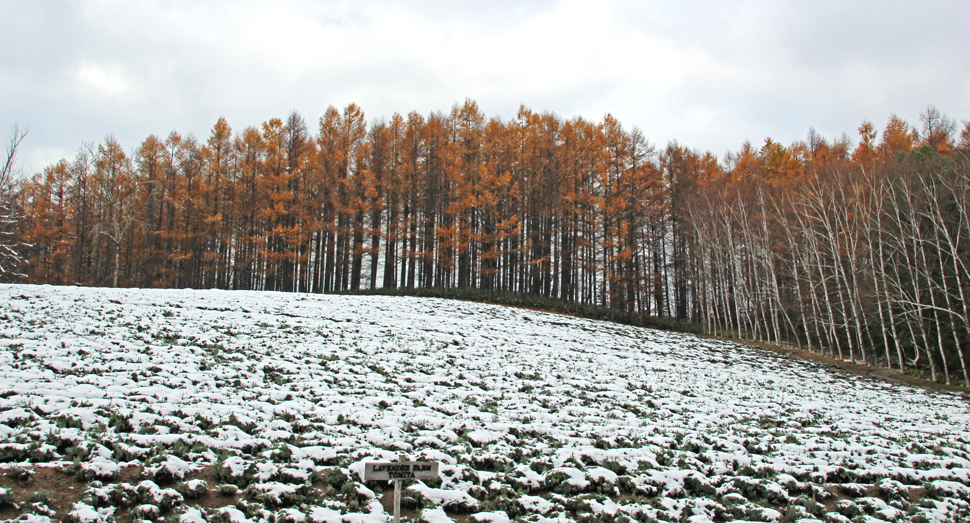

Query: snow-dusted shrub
left=477, top=486, right=524, bottom=518
left=600, top=459, right=627, bottom=475
left=854, top=496, right=893, bottom=517
left=527, top=459, right=553, bottom=474
left=277, top=466, right=311, bottom=485
left=246, top=482, right=312, bottom=508
left=7, top=464, right=35, bottom=484
left=213, top=456, right=256, bottom=487
left=135, top=480, right=183, bottom=512
left=682, top=473, right=715, bottom=498
left=85, top=482, right=117, bottom=508
left=543, top=468, right=590, bottom=496
left=168, top=439, right=192, bottom=457
left=400, top=487, right=433, bottom=510
left=562, top=494, right=601, bottom=517
left=193, top=413, right=217, bottom=431
left=64, top=502, right=114, bottom=523
left=206, top=509, right=235, bottom=523
left=824, top=466, right=859, bottom=484
left=278, top=507, right=307, bottom=523
left=876, top=478, right=909, bottom=501
left=26, top=489, right=50, bottom=504
left=838, top=482, right=868, bottom=498
left=322, top=467, right=349, bottom=489
left=98, top=483, right=136, bottom=508
left=759, top=481, right=790, bottom=505
left=775, top=474, right=809, bottom=498
left=268, top=444, right=293, bottom=463
left=136, top=504, right=159, bottom=518
left=419, top=507, right=451, bottom=523
left=469, top=510, right=512, bottom=523
left=308, top=506, right=342, bottom=523
left=722, top=493, right=780, bottom=523
left=409, top=484, right=480, bottom=514
left=0, top=443, right=30, bottom=463
left=790, top=494, right=826, bottom=518
left=487, top=496, right=527, bottom=519
left=924, top=479, right=970, bottom=501
left=77, top=456, right=120, bottom=481
left=232, top=498, right=266, bottom=520
left=783, top=504, right=812, bottom=521
left=340, top=481, right=369, bottom=511
left=0, top=487, right=14, bottom=507
left=109, top=441, right=150, bottom=462
left=835, top=499, right=863, bottom=518
left=27, top=442, right=58, bottom=462
left=43, top=429, right=80, bottom=453
left=227, top=413, right=257, bottom=435
left=175, top=479, right=208, bottom=499
left=180, top=507, right=208, bottom=523
left=143, top=454, right=194, bottom=484
left=107, top=412, right=133, bottom=433
left=463, top=484, right=487, bottom=502
left=729, top=477, right=762, bottom=502
left=55, top=414, right=87, bottom=431
left=746, top=506, right=782, bottom=522
left=470, top=453, right=513, bottom=473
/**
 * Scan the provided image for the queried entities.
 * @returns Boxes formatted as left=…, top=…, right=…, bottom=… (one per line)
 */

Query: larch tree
left=22, top=161, right=74, bottom=284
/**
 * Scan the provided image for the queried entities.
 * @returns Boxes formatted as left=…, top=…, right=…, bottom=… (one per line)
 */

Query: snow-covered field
left=0, top=285, right=968, bottom=523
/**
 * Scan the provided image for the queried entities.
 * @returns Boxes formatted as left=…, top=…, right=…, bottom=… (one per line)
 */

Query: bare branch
left=0, top=123, right=29, bottom=192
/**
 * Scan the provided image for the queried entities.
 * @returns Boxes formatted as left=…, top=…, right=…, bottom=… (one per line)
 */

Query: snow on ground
left=1, top=284, right=969, bottom=523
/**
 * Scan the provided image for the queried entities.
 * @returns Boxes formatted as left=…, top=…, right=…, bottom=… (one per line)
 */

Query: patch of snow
left=466, top=430, right=503, bottom=445
left=180, top=508, right=207, bottom=523
left=419, top=507, right=453, bottom=523
left=517, top=495, right=554, bottom=514
left=67, top=502, right=113, bottom=523
left=410, top=483, right=479, bottom=510
left=469, top=511, right=510, bottom=523
left=309, top=506, right=342, bottom=523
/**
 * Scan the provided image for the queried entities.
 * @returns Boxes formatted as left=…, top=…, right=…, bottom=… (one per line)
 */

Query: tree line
left=4, top=102, right=970, bottom=386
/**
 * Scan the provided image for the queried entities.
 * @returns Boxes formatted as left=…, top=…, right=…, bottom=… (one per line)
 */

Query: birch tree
left=0, top=124, right=29, bottom=281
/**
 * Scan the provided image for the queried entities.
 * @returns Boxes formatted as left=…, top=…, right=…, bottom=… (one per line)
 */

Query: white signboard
left=364, top=461, right=439, bottom=481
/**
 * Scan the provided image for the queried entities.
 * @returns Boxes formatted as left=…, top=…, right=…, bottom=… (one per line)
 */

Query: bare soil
left=0, top=465, right=470, bottom=523
left=0, top=465, right=90, bottom=521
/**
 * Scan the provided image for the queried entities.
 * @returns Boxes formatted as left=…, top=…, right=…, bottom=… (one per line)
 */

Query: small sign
left=364, top=461, right=439, bottom=481
left=366, top=457, right=439, bottom=523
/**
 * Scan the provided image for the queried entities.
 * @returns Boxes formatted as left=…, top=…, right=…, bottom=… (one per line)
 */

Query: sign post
left=364, top=455, right=439, bottom=523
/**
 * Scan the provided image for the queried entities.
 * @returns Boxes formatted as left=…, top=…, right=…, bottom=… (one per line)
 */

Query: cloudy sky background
left=2, top=0, right=968, bottom=176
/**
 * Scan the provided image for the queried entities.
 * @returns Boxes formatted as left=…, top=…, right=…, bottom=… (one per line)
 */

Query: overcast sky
left=2, top=0, right=969, bottom=176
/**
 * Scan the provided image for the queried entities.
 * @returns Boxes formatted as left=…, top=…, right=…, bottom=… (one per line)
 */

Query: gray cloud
left=2, top=0, right=968, bottom=175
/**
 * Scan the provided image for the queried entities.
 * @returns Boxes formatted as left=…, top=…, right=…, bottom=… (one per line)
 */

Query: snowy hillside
left=0, top=284, right=968, bottom=523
